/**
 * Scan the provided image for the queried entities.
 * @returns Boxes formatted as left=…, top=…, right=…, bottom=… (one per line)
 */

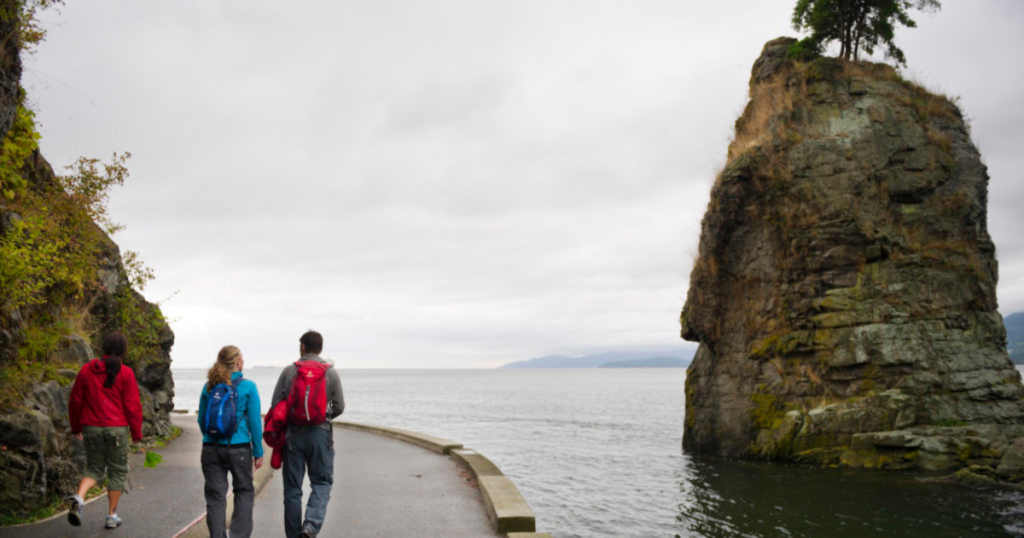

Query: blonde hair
left=207, top=345, right=241, bottom=389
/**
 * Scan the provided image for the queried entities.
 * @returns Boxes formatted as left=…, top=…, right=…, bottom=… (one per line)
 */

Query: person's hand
left=73, top=432, right=83, bottom=441
left=254, top=457, right=264, bottom=471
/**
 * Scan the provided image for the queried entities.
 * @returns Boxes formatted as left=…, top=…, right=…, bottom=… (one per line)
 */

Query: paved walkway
left=252, top=427, right=497, bottom=538
left=7, top=416, right=501, bottom=538
left=5, top=414, right=208, bottom=538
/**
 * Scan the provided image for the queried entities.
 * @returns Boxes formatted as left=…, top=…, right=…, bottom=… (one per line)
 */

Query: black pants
left=201, top=444, right=254, bottom=538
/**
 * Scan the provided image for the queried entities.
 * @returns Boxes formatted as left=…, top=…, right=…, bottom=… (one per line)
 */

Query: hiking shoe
left=67, top=495, right=83, bottom=527
left=105, top=514, right=122, bottom=529
left=299, top=523, right=316, bottom=538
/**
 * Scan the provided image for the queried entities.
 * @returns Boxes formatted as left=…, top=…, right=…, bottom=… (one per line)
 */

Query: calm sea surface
left=172, top=367, right=1024, bottom=538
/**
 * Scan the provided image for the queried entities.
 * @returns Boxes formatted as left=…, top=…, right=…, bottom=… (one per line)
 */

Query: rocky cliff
left=681, top=38, right=1024, bottom=481
left=0, top=0, right=22, bottom=139
left=0, top=5, right=175, bottom=521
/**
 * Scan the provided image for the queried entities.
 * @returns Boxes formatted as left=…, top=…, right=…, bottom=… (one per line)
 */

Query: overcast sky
left=22, top=0, right=1024, bottom=369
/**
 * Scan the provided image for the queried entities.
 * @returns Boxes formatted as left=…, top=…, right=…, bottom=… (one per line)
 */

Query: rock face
left=681, top=38, right=1024, bottom=476
left=0, top=0, right=21, bottom=138
left=0, top=9, right=176, bottom=518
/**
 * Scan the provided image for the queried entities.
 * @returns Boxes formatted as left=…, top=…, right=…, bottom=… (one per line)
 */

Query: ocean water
left=172, top=367, right=1024, bottom=538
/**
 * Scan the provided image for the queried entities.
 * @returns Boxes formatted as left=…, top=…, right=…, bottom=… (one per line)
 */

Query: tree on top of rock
left=791, top=0, right=941, bottom=65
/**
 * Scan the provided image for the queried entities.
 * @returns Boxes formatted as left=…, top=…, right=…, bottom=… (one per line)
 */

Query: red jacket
left=263, top=399, right=289, bottom=469
left=69, top=358, right=144, bottom=442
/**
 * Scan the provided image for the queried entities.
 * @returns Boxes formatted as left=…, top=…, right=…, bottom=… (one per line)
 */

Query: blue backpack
left=202, top=378, right=243, bottom=440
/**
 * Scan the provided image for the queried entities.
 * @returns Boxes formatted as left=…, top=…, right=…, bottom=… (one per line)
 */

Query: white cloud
left=22, top=0, right=1024, bottom=367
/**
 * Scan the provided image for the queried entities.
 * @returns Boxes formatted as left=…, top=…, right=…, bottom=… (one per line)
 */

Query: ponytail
left=101, top=332, right=128, bottom=388
left=207, top=345, right=241, bottom=390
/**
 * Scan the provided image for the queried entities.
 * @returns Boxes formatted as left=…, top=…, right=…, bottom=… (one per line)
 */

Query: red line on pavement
left=171, top=511, right=207, bottom=538
left=171, top=492, right=234, bottom=538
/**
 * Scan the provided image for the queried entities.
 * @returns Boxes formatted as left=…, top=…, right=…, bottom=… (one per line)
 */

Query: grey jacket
left=271, top=353, right=345, bottom=429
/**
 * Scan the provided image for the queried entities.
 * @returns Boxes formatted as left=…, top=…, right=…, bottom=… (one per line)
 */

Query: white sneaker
left=105, top=514, right=122, bottom=529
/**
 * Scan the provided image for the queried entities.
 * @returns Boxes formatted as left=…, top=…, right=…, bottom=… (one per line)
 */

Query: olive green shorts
left=82, top=426, right=130, bottom=491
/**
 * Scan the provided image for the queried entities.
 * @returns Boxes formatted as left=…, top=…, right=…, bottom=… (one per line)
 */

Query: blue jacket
left=198, top=372, right=264, bottom=458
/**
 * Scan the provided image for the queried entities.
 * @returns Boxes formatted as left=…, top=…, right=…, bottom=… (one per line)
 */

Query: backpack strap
left=205, top=376, right=242, bottom=395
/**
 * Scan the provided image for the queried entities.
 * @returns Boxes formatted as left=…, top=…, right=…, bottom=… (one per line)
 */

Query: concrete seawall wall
left=333, top=420, right=551, bottom=537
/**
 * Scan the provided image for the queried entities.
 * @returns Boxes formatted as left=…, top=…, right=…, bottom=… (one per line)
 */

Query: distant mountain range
left=1007, top=312, right=1024, bottom=364
left=496, top=316, right=1024, bottom=368
left=499, top=349, right=694, bottom=369
left=599, top=357, right=689, bottom=368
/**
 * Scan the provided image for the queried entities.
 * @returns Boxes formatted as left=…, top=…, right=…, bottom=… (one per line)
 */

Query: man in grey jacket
left=271, top=330, right=345, bottom=538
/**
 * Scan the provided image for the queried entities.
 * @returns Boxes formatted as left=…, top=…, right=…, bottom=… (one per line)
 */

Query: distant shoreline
left=500, top=351, right=694, bottom=369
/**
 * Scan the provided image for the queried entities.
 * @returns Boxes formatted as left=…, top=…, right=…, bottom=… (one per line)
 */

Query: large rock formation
left=0, top=7, right=176, bottom=519
left=681, top=38, right=1024, bottom=478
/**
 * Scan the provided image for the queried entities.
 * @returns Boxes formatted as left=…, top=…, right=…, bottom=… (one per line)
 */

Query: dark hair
left=300, top=330, right=323, bottom=354
left=101, top=332, right=127, bottom=388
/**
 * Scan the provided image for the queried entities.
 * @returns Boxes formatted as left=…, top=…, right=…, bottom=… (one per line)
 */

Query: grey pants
left=201, top=444, right=254, bottom=538
left=283, top=426, right=335, bottom=538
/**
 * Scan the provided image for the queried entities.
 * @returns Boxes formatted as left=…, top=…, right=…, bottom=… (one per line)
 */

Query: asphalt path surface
left=4, top=414, right=208, bottom=538
left=7, top=417, right=499, bottom=538
left=251, top=427, right=498, bottom=538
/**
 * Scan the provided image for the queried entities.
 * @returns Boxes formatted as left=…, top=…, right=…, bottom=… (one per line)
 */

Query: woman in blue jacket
left=198, top=345, right=264, bottom=538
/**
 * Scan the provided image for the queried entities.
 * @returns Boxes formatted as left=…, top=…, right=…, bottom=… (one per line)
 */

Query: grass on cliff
left=720, top=57, right=961, bottom=189
left=0, top=298, right=92, bottom=406
left=0, top=295, right=169, bottom=409
left=727, top=74, right=803, bottom=169
left=698, top=55, right=966, bottom=280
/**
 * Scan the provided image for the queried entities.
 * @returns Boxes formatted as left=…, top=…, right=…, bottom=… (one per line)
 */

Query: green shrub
left=786, top=37, right=822, bottom=61
left=19, top=315, right=69, bottom=363
left=0, top=0, right=66, bottom=55
left=1, top=152, right=139, bottom=309
left=115, top=289, right=167, bottom=366
left=0, top=214, right=66, bottom=307
left=0, top=103, right=39, bottom=201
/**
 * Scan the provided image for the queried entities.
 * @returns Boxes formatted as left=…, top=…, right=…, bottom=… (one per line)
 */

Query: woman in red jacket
left=66, top=331, right=143, bottom=529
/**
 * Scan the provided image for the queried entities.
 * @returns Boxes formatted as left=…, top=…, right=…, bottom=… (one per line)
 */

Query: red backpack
left=287, top=360, right=330, bottom=426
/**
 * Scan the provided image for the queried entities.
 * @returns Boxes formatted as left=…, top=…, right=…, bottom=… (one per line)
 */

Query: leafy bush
left=114, top=288, right=167, bottom=366
left=18, top=314, right=70, bottom=363
left=786, top=37, right=823, bottom=61
left=0, top=152, right=142, bottom=309
left=0, top=0, right=65, bottom=53
left=0, top=103, right=39, bottom=201
left=0, top=213, right=67, bottom=307
left=1, top=191, right=101, bottom=308
left=58, top=152, right=131, bottom=235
